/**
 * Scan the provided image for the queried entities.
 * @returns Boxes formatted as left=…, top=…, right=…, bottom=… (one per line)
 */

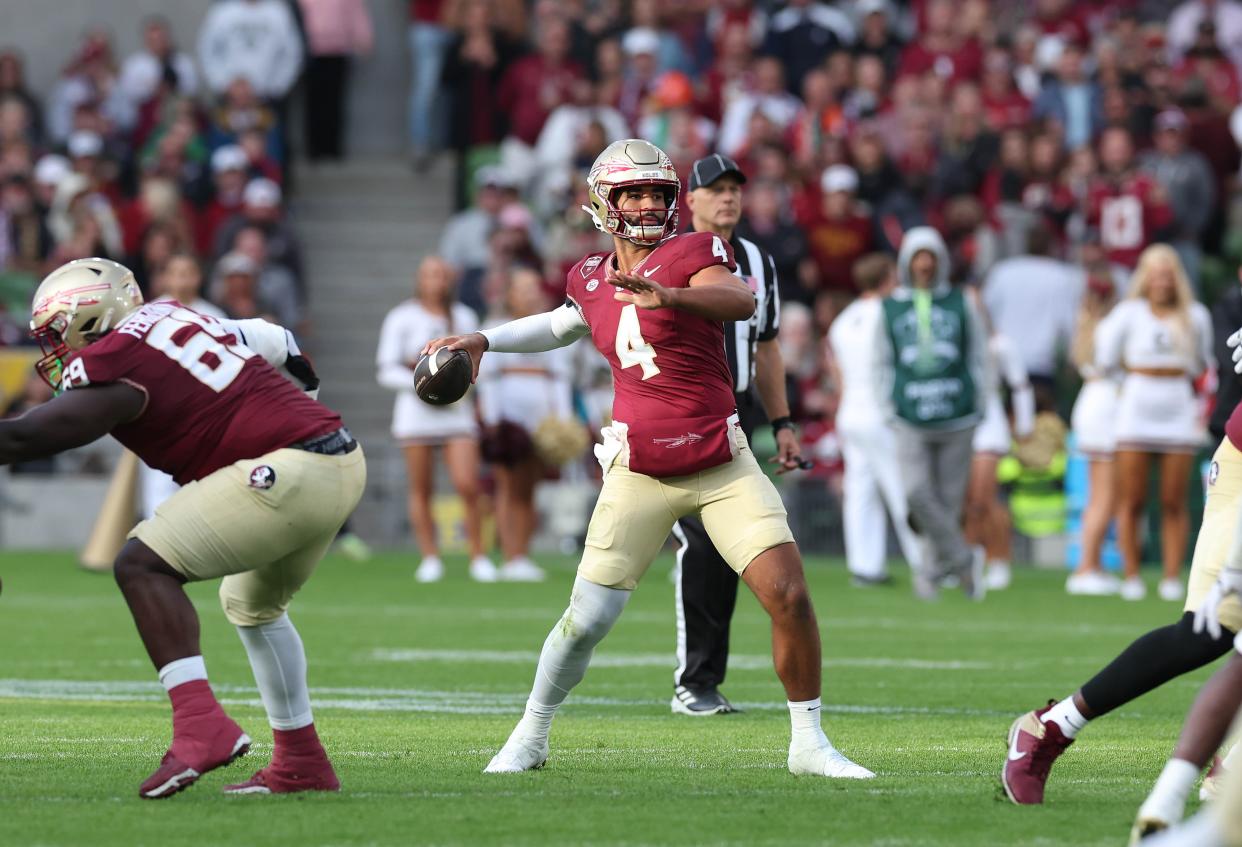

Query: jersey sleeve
left=672, top=232, right=736, bottom=282
left=61, top=334, right=139, bottom=392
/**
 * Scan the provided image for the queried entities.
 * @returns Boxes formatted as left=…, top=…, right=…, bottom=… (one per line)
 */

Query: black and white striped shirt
left=703, top=230, right=780, bottom=394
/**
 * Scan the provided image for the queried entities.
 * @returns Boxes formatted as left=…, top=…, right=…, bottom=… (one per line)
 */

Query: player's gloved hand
left=1193, top=569, right=1242, bottom=640
left=608, top=272, right=673, bottom=310
left=1228, top=328, right=1242, bottom=374
left=420, top=333, right=488, bottom=383
left=771, top=428, right=808, bottom=475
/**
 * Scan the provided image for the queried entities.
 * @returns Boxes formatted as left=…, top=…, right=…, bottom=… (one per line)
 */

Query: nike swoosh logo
left=642, top=265, right=662, bottom=278
left=1007, top=749, right=1028, bottom=762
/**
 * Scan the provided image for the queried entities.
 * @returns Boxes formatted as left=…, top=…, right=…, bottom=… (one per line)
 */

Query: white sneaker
left=1120, top=577, right=1148, bottom=601
left=1158, top=578, right=1186, bottom=602
left=484, top=730, right=549, bottom=773
left=415, top=556, right=444, bottom=583
left=788, top=739, right=875, bottom=779
left=985, top=563, right=1012, bottom=591
left=470, top=556, right=499, bottom=583
left=499, top=557, right=546, bottom=582
left=1066, top=571, right=1121, bottom=596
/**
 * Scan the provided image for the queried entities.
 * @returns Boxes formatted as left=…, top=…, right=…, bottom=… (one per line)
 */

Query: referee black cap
left=688, top=154, right=747, bottom=190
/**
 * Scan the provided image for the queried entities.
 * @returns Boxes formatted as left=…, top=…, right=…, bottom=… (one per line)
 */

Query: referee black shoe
left=671, top=685, right=739, bottom=716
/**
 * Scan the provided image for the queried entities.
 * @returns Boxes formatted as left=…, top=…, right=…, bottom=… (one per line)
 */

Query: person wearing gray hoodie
left=872, top=226, right=990, bottom=599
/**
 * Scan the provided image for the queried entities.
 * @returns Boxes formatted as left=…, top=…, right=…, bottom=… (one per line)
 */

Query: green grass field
left=0, top=551, right=1220, bottom=846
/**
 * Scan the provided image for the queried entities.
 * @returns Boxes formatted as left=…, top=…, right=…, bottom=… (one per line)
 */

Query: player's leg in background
left=496, top=455, right=546, bottom=581
left=929, top=426, right=982, bottom=598
left=1070, top=456, right=1120, bottom=594
left=1158, top=451, right=1195, bottom=601
left=403, top=443, right=442, bottom=581
left=868, top=425, right=924, bottom=573
left=670, top=517, right=740, bottom=714
left=840, top=431, right=889, bottom=584
left=1116, top=449, right=1152, bottom=597
left=444, top=436, right=497, bottom=581
left=485, top=464, right=673, bottom=773
left=1134, top=650, right=1242, bottom=837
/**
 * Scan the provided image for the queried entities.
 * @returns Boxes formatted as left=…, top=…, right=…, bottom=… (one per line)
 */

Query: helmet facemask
left=581, top=139, right=682, bottom=246
left=32, top=313, right=71, bottom=390
left=593, top=180, right=680, bottom=246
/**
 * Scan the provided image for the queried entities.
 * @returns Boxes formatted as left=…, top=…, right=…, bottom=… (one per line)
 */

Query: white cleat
left=499, top=557, right=546, bottom=582
left=415, top=557, right=444, bottom=583
left=469, top=556, right=499, bottom=583
left=1120, top=577, right=1148, bottom=601
left=985, top=563, right=1012, bottom=592
left=1066, top=571, right=1121, bottom=596
left=788, top=742, right=876, bottom=779
left=1158, top=578, right=1186, bottom=602
left=483, top=733, right=549, bottom=773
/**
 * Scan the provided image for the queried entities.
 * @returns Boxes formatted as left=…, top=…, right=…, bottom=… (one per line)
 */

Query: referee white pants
left=838, top=420, right=922, bottom=578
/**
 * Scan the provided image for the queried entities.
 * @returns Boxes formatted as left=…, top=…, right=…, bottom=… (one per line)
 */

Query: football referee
left=672, top=154, right=805, bottom=716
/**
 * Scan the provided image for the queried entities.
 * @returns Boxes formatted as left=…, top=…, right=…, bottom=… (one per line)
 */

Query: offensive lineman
left=424, top=139, right=873, bottom=779
left=19, top=258, right=366, bottom=797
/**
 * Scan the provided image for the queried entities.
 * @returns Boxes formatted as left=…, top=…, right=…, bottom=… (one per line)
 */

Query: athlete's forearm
left=480, top=305, right=589, bottom=353
left=667, top=282, right=754, bottom=322
left=754, top=340, right=791, bottom=421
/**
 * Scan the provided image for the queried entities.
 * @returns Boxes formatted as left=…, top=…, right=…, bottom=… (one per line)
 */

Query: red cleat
left=139, top=716, right=250, bottom=799
left=223, top=759, right=341, bottom=795
left=1001, top=703, right=1074, bottom=804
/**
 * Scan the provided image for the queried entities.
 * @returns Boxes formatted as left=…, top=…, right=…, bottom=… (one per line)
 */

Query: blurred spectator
left=212, top=251, right=271, bottom=320
left=802, top=165, right=873, bottom=294
left=298, top=0, right=374, bottom=161
left=47, top=173, right=122, bottom=261
left=983, top=224, right=1081, bottom=404
left=0, top=52, right=43, bottom=146
left=31, top=155, right=69, bottom=209
left=154, top=251, right=225, bottom=318
left=409, top=0, right=451, bottom=166
left=197, top=0, right=304, bottom=101
left=0, top=174, right=51, bottom=274
left=139, top=107, right=210, bottom=204
left=116, top=16, right=199, bottom=130
left=1139, top=109, right=1216, bottom=289
left=439, top=166, right=517, bottom=279
left=46, top=30, right=123, bottom=145
left=1032, top=41, right=1104, bottom=151
left=931, top=83, right=999, bottom=203
left=227, top=225, right=303, bottom=328
left=1086, top=126, right=1173, bottom=268
left=117, top=174, right=196, bottom=259
left=496, top=17, right=585, bottom=185
left=789, top=69, right=846, bottom=169
left=763, top=0, right=854, bottom=96
left=616, top=28, right=664, bottom=130
left=206, top=78, right=282, bottom=164
left=197, top=145, right=248, bottom=254
left=1167, top=0, right=1242, bottom=69
left=536, top=80, right=628, bottom=183
left=718, top=57, right=801, bottom=158
left=941, top=194, right=999, bottom=283
left=0, top=97, right=35, bottom=153
left=626, top=0, right=691, bottom=75
left=897, top=0, right=982, bottom=83
left=852, top=1, right=903, bottom=78
left=979, top=49, right=1031, bottom=132
left=214, top=178, right=303, bottom=283
left=737, top=178, right=808, bottom=306
left=129, top=221, right=182, bottom=295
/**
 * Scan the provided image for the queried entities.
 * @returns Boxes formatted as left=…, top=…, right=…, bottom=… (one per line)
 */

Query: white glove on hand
left=1228, top=328, right=1242, bottom=373
left=1193, top=570, right=1242, bottom=640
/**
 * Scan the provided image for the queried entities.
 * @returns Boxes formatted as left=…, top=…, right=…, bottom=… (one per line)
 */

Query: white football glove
left=1228, top=328, right=1242, bottom=373
left=1193, top=569, right=1242, bottom=640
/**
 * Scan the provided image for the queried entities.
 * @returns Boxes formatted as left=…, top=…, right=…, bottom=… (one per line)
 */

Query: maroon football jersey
left=566, top=231, right=739, bottom=425
left=61, top=301, right=341, bottom=485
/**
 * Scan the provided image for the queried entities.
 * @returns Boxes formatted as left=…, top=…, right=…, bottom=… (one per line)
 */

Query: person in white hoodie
left=872, top=226, right=991, bottom=600
left=197, top=0, right=304, bottom=101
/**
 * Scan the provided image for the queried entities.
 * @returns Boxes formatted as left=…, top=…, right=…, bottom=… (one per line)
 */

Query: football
left=414, top=347, right=472, bottom=406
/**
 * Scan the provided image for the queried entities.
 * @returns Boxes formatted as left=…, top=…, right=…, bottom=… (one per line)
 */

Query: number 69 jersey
left=61, top=301, right=342, bottom=485
left=565, top=231, right=739, bottom=423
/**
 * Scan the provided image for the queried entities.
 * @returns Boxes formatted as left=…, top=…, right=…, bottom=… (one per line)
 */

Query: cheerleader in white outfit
left=476, top=268, right=574, bottom=582
left=376, top=256, right=496, bottom=583
left=1067, top=269, right=1123, bottom=596
left=1096, top=244, right=1213, bottom=602
left=965, top=326, right=1034, bottom=592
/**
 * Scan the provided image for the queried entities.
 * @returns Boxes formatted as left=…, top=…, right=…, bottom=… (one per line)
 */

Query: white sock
left=236, top=614, right=313, bottom=730
left=1043, top=697, right=1089, bottom=739
left=158, top=655, right=207, bottom=692
left=517, top=577, right=630, bottom=740
left=1141, top=758, right=1200, bottom=820
left=788, top=698, right=828, bottom=747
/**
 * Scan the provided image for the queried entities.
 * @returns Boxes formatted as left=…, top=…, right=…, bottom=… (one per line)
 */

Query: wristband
left=477, top=331, right=490, bottom=351
left=771, top=416, right=796, bottom=436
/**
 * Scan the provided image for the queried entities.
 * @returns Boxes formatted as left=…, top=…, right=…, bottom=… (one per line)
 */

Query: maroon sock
left=168, top=679, right=221, bottom=722
left=272, top=725, right=328, bottom=765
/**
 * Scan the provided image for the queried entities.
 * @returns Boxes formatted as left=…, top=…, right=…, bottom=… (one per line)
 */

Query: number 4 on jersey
left=616, top=304, right=660, bottom=380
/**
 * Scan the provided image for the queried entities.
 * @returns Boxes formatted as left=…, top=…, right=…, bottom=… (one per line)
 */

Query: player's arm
left=0, top=383, right=144, bottom=465
left=754, top=340, right=806, bottom=473
left=421, top=302, right=590, bottom=383
left=221, top=317, right=320, bottom=396
left=609, top=264, right=755, bottom=321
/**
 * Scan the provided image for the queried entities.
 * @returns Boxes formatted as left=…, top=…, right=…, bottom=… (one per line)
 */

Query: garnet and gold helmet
left=29, top=258, right=143, bottom=388
left=581, top=139, right=680, bottom=245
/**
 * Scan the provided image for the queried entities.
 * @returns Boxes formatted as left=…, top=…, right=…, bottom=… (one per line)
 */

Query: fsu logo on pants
left=249, top=465, right=277, bottom=490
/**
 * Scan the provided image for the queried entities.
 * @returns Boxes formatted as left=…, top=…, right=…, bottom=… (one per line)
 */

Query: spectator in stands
left=626, top=0, right=691, bottom=75
left=1167, top=0, right=1242, bottom=69
left=897, top=0, right=982, bottom=83
left=31, top=155, right=68, bottom=211
left=376, top=255, right=497, bottom=583
left=1067, top=256, right=1122, bottom=596
left=496, top=16, right=584, bottom=188
left=616, top=28, right=664, bottom=130
left=852, top=1, right=902, bottom=78
left=1140, top=109, right=1216, bottom=290
left=1087, top=126, right=1174, bottom=269
left=212, top=251, right=272, bottom=320
left=980, top=49, right=1031, bottom=132
left=46, top=30, right=122, bottom=146
left=47, top=173, right=122, bottom=262
left=983, top=224, right=1080, bottom=409
left=214, top=177, right=302, bottom=282
left=789, top=69, right=845, bottom=170
left=198, top=145, right=247, bottom=254
left=129, top=221, right=181, bottom=296
left=118, top=173, right=196, bottom=260
left=1032, top=41, right=1104, bottom=151
left=408, top=0, right=451, bottom=168
left=931, top=83, right=1000, bottom=204
left=115, top=16, right=199, bottom=131
left=718, top=57, right=801, bottom=158
left=139, top=107, right=210, bottom=204
left=438, top=166, right=515, bottom=292
left=0, top=97, right=35, bottom=153
left=228, top=225, right=303, bottom=329
left=1096, top=245, right=1212, bottom=602
left=536, top=80, right=628, bottom=189
left=197, top=0, right=304, bottom=102
left=206, top=77, right=282, bottom=164
left=0, top=52, right=43, bottom=146
left=1, top=174, right=51, bottom=275
left=738, top=178, right=808, bottom=307
left=155, top=251, right=225, bottom=318
left=803, top=165, right=873, bottom=294
left=298, top=0, right=374, bottom=162
left=763, top=0, right=854, bottom=97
